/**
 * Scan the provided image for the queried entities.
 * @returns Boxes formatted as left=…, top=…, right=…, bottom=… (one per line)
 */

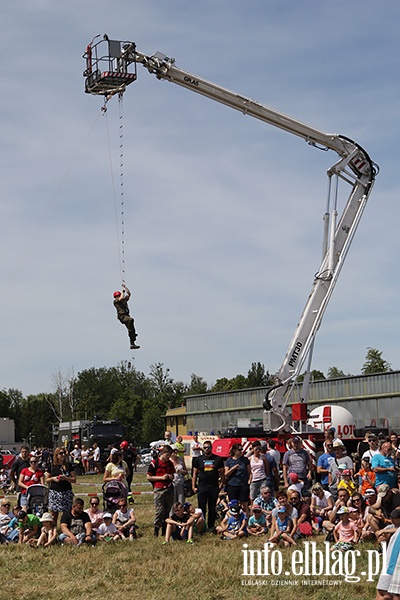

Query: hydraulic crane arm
left=83, top=36, right=378, bottom=433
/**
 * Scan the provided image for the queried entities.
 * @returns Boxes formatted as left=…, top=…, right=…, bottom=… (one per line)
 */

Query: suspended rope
left=103, top=95, right=126, bottom=285
left=119, top=94, right=126, bottom=284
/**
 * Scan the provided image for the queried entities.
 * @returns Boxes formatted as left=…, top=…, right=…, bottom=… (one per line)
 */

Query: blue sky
left=1, top=1, right=398, bottom=396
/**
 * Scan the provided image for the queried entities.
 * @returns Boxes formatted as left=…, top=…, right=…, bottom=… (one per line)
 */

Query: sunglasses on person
left=118, top=503, right=127, bottom=507
left=203, top=446, right=212, bottom=450
left=91, top=502, right=99, bottom=506
left=59, top=452, right=66, bottom=456
left=30, top=460, right=38, bottom=464
left=2, top=503, right=10, bottom=507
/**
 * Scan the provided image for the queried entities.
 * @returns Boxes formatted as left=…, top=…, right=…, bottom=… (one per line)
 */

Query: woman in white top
left=311, top=483, right=334, bottom=530
left=249, top=443, right=270, bottom=504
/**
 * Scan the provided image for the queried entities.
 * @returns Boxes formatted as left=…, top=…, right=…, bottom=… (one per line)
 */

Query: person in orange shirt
left=355, top=457, right=376, bottom=495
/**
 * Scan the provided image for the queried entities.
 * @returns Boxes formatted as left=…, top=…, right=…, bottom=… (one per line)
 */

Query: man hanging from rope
left=113, top=284, right=140, bottom=350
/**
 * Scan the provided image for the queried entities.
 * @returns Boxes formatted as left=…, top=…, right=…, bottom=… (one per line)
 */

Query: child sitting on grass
left=219, top=504, right=248, bottom=540
left=97, top=513, right=124, bottom=542
left=248, top=504, right=268, bottom=537
left=36, top=513, right=57, bottom=547
left=269, top=506, right=296, bottom=546
left=164, top=502, right=195, bottom=544
left=332, top=506, right=359, bottom=551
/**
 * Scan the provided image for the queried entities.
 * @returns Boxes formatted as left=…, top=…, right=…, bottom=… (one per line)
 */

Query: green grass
left=0, top=473, right=380, bottom=600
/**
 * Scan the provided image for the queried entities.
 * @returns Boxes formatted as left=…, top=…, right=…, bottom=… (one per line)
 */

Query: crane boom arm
left=83, top=36, right=378, bottom=433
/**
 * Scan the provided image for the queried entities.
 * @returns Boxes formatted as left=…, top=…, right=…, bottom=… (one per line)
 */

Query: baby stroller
left=102, top=480, right=127, bottom=513
left=25, top=484, right=49, bottom=517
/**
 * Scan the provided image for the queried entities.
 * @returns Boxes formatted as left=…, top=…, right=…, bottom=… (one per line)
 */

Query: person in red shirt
left=147, top=445, right=175, bottom=537
left=18, top=457, right=44, bottom=507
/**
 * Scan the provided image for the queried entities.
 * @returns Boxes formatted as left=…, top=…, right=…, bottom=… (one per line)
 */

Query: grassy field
left=0, top=472, right=380, bottom=600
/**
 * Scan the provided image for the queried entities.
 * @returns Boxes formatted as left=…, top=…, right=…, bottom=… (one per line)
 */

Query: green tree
left=247, top=362, right=273, bottom=388
left=361, top=348, right=391, bottom=375
left=297, top=369, right=326, bottom=383
left=327, top=366, right=352, bottom=379
left=187, top=374, right=208, bottom=395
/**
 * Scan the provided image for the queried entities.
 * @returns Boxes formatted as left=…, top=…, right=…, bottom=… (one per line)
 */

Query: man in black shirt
left=113, top=283, right=140, bottom=350
left=10, top=446, right=30, bottom=492
left=192, top=441, right=224, bottom=531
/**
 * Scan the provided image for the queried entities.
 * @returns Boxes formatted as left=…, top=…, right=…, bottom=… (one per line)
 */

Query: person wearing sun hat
left=332, top=505, right=359, bottom=551
left=35, top=512, right=57, bottom=547
left=328, top=440, right=354, bottom=501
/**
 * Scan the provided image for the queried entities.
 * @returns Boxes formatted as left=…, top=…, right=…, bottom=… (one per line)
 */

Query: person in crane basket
left=113, top=283, right=140, bottom=350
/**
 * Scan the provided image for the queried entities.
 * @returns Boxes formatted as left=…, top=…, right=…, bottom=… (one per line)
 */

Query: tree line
left=0, top=348, right=392, bottom=448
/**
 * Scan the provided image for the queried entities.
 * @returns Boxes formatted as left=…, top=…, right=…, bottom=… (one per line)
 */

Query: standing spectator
left=225, top=443, right=252, bottom=515
left=81, top=445, right=90, bottom=474
left=361, top=434, right=379, bottom=461
left=372, top=441, right=398, bottom=490
left=317, top=440, right=335, bottom=490
left=282, top=436, right=312, bottom=491
left=18, top=456, right=44, bottom=507
left=147, top=445, right=175, bottom=537
left=357, top=431, right=372, bottom=460
left=267, top=439, right=281, bottom=473
left=9, top=446, right=30, bottom=492
left=60, top=497, right=96, bottom=546
left=170, top=448, right=188, bottom=507
left=192, top=441, right=224, bottom=532
left=46, top=447, right=76, bottom=527
left=328, top=440, right=354, bottom=501
left=92, top=443, right=101, bottom=473
left=190, top=435, right=202, bottom=462
left=120, top=441, right=134, bottom=491
left=249, top=441, right=270, bottom=504
left=173, top=436, right=186, bottom=463
left=103, top=451, right=129, bottom=490
left=85, top=496, right=104, bottom=534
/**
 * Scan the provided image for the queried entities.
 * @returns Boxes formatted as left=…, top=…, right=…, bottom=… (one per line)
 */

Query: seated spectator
left=97, top=512, right=124, bottom=541
left=219, top=504, right=247, bottom=540
left=347, top=492, right=369, bottom=540
left=367, top=485, right=400, bottom=541
left=85, top=496, right=104, bottom=534
left=164, top=501, right=194, bottom=544
left=183, top=501, right=206, bottom=535
left=332, top=506, right=359, bottom=551
left=289, top=490, right=313, bottom=538
left=248, top=504, right=268, bottom=537
left=322, top=489, right=350, bottom=540
left=269, top=506, right=296, bottom=546
left=60, top=498, right=96, bottom=546
left=355, top=457, right=376, bottom=495
left=215, top=490, right=229, bottom=521
left=287, top=472, right=304, bottom=497
left=18, top=456, right=44, bottom=507
left=311, top=483, right=334, bottom=531
left=0, top=499, right=13, bottom=544
left=337, top=469, right=357, bottom=497
left=113, top=498, right=137, bottom=540
left=253, top=486, right=278, bottom=528
left=36, top=512, right=57, bottom=547
left=17, top=510, right=41, bottom=544
left=375, top=508, right=400, bottom=547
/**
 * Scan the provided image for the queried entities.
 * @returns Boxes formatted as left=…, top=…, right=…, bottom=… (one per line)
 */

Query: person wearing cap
left=282, top=436, right=312, bottom=492
left=219, top=503, right=248, bottom=540
left=269, top=505, right=296, bottom=546
left=332, top=506, right=359, bottom=551
left=372, top=441, right=398, bottom=490
left=17, top=510, right=41, bottom=545
left=36, top=513, right=57, bottom=547
left=337, top=469, right=357, bottom=497
left=97, top=512, right=123, bottom=541
left=287, top=472, right=304, bottom=497
left=247, top=504, right=268, bottom=537
left=113, top=283, right=140, bottom=350
left=328, top=440, right=353, bottom=501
